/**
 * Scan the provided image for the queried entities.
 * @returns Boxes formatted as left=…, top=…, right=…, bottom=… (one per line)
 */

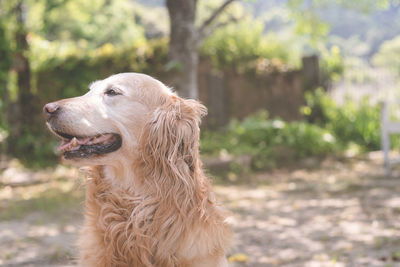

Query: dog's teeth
left=72, top=137, right=78, bottom=147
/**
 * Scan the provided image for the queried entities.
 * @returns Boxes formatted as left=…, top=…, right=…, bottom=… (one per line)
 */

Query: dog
left=44, top=73, right=232, bottom=267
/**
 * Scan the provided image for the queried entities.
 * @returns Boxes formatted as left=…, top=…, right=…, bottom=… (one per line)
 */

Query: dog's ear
left=139, top=96, right=207, bottom=178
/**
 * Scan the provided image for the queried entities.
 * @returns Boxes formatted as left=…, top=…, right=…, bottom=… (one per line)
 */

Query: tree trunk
left=0, top=22, right=12, bottom=155
left=7, top=1, right=33, bottom=155
left=166, top=0, right=199, bottom=99
left=16, top=2, right=33, bottom=121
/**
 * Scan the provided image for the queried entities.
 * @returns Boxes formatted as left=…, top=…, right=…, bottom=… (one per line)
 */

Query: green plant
left=372, top=35, right=400, bottom=73
left=201, top=111, right=338, bottom=170
left=282, top=121, right=336, bottom=157
left=201, top=19, right=299, bottom=72
left=202, top=87, right=399, bottom=173
left=303, top=87, right=394, bottom=151
left=320, top=45, right=345, bottom=82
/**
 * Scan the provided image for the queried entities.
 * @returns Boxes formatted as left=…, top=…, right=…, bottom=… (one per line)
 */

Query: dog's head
left=44, top=73, right=207, bottom=167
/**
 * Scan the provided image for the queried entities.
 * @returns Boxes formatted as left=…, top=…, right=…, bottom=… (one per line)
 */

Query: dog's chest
left=97, top=190, right=157, bottom=228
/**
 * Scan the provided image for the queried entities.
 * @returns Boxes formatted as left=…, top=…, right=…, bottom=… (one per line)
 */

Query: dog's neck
left=101, top=159, right=140, bottom=190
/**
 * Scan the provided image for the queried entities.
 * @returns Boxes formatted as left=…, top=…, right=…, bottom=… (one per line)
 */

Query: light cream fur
left=47, top=73, right=231, bottom=266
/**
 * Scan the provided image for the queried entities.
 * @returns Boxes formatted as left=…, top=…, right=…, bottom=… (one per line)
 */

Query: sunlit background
left=1, top=0, right=400, bottom=266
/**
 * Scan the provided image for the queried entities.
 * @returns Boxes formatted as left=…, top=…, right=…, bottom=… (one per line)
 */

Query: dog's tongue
left=58, top=137, right=91, bottom=151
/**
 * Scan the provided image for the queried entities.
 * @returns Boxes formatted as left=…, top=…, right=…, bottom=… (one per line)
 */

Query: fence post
left=302, top=54, right=320, bottom=91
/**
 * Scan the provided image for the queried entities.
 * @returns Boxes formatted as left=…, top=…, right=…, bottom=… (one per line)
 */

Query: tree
left=372, top=35, right=400, bottom=73
left=14, top=2, right=33, bottom=135
left=166, top=0, right=237, bottom=99
left=0, top=21, right=12, bottom=155
left=0, top=1, right=34, bottom=155
left=0, top=23, right=12, bottom=127
left=33, top=0, right=145, bottom=49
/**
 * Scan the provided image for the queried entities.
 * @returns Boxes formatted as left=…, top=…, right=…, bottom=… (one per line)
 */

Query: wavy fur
left=51, top=74, right=234, bottom=267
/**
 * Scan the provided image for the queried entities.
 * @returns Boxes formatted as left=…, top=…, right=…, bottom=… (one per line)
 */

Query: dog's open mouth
left=54, top=131, right=122, bottom=159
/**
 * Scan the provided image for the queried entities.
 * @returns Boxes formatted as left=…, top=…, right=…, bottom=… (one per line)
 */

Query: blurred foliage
left=0, top=22, right=12, bottom=131
left=201, top=87, right=400, bottom=170
left=320, top=45, right=345, bottom=82
left=287, top=0, right=400, bottom=60
left=303, top=88, right=400, bottom=151
left=28, top=0, right=145, bottom=48
left=0, top=0, right=147, bottom=165
left=288, top=0, right=330, bottom=47
left=288, top=0, right=399, bottom=14
left=372, top=35, right=400, bottom=74
left=335, top=0, right=400, bottom=12
left=201, top=13, right=344, bottom=81
left=202, top=18, right=300, bottom=72
left=132, top=2, right=168, bottom=38
left=341, top=57, right=377, bottom=84
left=30, top=37, right=168, bottom=100
left=201, top=111, right=337, bottom=170
left=196, top=0, right=246, bottom=27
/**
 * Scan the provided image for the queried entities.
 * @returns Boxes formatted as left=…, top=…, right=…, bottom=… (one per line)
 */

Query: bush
left=201, top=88, right=400, bottom=170
left=201, top=111, right=337, bottom=169
left=201, top=19, right=299, bottom=72
left=320, top=45, right=344, bottom=83
left=303, top=88, right=399, bottom=151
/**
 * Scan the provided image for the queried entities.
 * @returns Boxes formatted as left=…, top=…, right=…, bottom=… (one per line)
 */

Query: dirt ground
left=1, top=153, right=400, bottom=267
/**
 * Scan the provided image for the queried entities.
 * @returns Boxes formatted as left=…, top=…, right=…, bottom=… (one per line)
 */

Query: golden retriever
left=43, top=73, right=231, bottom=267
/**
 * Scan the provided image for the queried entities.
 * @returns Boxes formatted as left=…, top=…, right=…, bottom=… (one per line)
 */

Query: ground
left=0, top=154, right=400, bottom=267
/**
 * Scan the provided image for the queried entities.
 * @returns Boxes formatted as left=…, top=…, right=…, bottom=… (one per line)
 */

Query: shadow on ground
left=1, top=154, right=400, bottom=266
left=221, top=153, right=400, bottom=267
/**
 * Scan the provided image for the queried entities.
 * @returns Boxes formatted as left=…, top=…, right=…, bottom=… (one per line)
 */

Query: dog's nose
left=43, top=102, right=60, bottom=119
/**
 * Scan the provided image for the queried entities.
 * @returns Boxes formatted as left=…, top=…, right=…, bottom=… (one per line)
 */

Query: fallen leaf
left=228, top=253, right=249, bottom=263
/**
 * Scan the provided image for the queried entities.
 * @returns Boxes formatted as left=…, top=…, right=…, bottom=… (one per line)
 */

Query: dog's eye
left=105, top=88, right=121, bottom=96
